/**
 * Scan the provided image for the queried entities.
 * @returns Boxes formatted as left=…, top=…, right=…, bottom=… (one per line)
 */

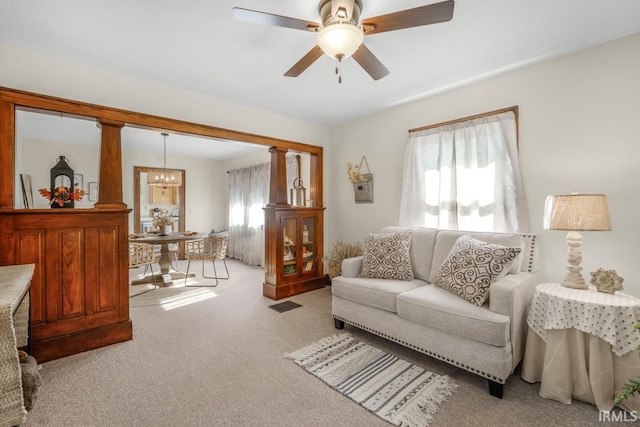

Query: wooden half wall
left=0, top=87, right=324, bottom=361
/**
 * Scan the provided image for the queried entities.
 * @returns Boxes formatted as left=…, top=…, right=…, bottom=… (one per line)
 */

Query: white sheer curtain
left=227, top=162, right=270, bottom=266
left=399, top=111, right=529, bottom=232
left=227, top=156, right=299, bottom=266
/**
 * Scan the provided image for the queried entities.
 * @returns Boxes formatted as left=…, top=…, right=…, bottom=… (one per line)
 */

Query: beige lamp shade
left=543, top=194, right=611, bottom=231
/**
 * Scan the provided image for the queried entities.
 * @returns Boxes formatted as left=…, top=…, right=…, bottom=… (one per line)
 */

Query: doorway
left=134, top=166, right=186, bottom=255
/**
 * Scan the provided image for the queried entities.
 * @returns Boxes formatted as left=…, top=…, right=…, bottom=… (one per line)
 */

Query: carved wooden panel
left=15, top=230, right=44, bottom=324
left=0, top=209, right=132, bottom=361
left=60, top=228, right=84, bottom=318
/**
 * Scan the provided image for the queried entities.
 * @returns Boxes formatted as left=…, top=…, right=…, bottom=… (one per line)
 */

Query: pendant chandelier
left=147, top=132, right=182, bottom=189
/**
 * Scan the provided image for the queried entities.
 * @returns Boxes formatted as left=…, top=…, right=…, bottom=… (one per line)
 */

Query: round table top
left=129, top=232, right=202, bottom=244
left=535, top=283, right=639, bottom=307
left=530, top=283, right=640, bottom=356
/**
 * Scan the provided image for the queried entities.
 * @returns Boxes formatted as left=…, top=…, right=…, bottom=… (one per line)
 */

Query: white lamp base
left=561, top=230, right=588, bottom=290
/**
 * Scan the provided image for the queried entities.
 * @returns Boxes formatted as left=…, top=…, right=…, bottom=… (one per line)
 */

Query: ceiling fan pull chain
left=336, top=53, right=344, bottom=84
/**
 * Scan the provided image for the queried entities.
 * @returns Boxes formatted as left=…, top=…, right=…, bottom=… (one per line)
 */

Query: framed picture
left=353, top=177, right=374, bottom=204
left=88, top=182, right=98, bottom=202
left=74, top=174, right=83, bottom=190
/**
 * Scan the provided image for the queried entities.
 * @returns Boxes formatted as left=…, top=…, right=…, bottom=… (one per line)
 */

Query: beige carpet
left=23, top=259, right=611, bottom=426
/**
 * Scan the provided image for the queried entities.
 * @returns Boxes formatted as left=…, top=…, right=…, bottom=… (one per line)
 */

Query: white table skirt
left=522, top=327, right=640, bottom=412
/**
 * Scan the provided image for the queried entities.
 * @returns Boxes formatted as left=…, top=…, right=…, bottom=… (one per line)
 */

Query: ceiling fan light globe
left=317, top=23, right=364, bottom=59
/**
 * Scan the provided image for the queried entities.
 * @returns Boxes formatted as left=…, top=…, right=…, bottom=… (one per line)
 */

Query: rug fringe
left=284, top=333, right=352, bottom=360
left=397, top=375, right=458, bottom=427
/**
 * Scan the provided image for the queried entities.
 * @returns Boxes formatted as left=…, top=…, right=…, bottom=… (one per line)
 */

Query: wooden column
left=0, top=101, right=15, bottom=209
left=267, top=146, right=290, bottom=207
left=94, top=119, right=126, bottom=209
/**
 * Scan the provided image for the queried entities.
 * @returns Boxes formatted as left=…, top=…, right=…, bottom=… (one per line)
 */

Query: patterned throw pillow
left=435, top=234, right=521, bottom=306
left=360, top=231, right=414, bottom=281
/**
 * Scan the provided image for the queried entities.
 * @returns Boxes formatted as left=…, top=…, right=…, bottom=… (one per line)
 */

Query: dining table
left=129, top=231, right=202, bottom=286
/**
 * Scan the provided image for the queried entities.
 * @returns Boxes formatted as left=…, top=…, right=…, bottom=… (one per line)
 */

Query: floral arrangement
left=347, top=163, right=368, bottom=184
left=152, top=209, right=173, bottom=228
left=324, top=239, right=363, bottom=279
left=39, top=186, right=85, bottom=207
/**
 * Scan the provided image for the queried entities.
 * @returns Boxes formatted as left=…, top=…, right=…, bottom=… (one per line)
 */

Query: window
left=399, top=107, right=529, bottom=233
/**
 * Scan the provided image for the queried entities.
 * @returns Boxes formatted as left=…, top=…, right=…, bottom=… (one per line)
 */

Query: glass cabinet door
left=283, top=217, right=297, bottom=276
left=301, top=217, right=316, bottom=274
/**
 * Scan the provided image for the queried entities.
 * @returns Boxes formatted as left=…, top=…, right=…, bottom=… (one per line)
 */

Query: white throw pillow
left=360, top=231, right=414, bottom=281
left=435, top=234, right=521, bottom=306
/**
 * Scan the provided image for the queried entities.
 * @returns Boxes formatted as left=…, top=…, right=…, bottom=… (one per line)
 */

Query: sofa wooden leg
left=488, top=380, right=504, bottom=398
left=334, top=318, right=345, bottom=329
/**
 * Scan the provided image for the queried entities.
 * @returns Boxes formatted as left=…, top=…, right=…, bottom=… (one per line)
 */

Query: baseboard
left=31, top=320, right=132, bottom=362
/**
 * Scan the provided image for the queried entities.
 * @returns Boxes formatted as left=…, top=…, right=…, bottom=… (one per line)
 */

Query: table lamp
left=543, top=193, right=611, bottom=289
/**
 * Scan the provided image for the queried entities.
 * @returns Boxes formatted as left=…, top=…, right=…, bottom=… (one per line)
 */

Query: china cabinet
left=263, top=206, right=328, bottom=299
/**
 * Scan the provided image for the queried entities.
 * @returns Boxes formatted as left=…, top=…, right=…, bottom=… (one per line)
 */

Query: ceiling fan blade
left=232, top=7, right=320, bottom=32
left=284, top=46, right=324, bottom=77
left=361, top=0, right=454, bottom=35
left=352, top=44, right=390, bottom=80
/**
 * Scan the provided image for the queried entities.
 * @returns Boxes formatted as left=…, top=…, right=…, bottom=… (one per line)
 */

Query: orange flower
left=39, top=186, right=85, bottom=206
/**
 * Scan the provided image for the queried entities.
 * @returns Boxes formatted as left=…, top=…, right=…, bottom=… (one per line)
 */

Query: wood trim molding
left=0, top=101, right=15, bottom=209
left=0, top=86, right=323, bottom=154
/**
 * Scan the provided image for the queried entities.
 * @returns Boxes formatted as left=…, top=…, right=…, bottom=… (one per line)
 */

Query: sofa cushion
left=361, top=231, right=414, bottom=280
left=331, top=276, right=425, bottom=313
left=434, top=235, right=521, bottom=306
left=429, top=230, right=525, bottom=283
left=381, top=226, right=438, bottom=282
left=396, top=284, right=511, bottom=347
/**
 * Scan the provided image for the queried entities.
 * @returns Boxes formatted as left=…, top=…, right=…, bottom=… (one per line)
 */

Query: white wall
left=18, top=138, right=100, bottom=209
left=327, top=33, right=640, bottom=297
left=0, top=41, right=329, bottom=149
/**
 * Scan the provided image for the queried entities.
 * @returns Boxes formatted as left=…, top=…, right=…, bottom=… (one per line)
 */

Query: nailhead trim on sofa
left=333, top=314, right=506, bottom=384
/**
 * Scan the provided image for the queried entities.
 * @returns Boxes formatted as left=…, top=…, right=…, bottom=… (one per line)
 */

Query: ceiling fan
left=232, top=0, right=455, bottom=82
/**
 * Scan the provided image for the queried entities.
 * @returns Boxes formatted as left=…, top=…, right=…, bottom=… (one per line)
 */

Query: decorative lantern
left=289, top=155, right=306, bottom=207
left=49, top=156, right=75, bottom=208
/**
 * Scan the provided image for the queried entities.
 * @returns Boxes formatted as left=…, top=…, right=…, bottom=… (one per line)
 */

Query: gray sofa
left=331, top=226, right=538, bottom=398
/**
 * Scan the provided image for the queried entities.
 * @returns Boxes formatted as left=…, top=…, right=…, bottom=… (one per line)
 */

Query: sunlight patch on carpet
left=130, top=286, right=217, bottom=310
left=285, top=334, right=457, bottom=427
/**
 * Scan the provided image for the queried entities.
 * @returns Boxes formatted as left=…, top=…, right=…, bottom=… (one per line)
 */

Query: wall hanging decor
left=38, top=156, right=85, bottom=208
left=347, top=156, right=373, bottom=204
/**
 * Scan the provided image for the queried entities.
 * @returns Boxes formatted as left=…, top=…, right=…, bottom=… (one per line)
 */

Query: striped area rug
left=285, top=334, right=457, bottom=426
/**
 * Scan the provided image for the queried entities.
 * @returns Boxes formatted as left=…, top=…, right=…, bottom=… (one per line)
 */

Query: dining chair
left=129, top=242, right=158, bottom=297
left=184, top=235, right=230, bottom=287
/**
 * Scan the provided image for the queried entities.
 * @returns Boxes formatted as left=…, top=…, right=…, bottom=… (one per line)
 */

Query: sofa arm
left=341, top=256, right=363, bottom=278
left=490, top=272, right=538, bottom=369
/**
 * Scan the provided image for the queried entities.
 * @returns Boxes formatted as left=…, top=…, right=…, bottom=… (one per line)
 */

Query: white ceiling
left=2, top=0, right=640, bottom=129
